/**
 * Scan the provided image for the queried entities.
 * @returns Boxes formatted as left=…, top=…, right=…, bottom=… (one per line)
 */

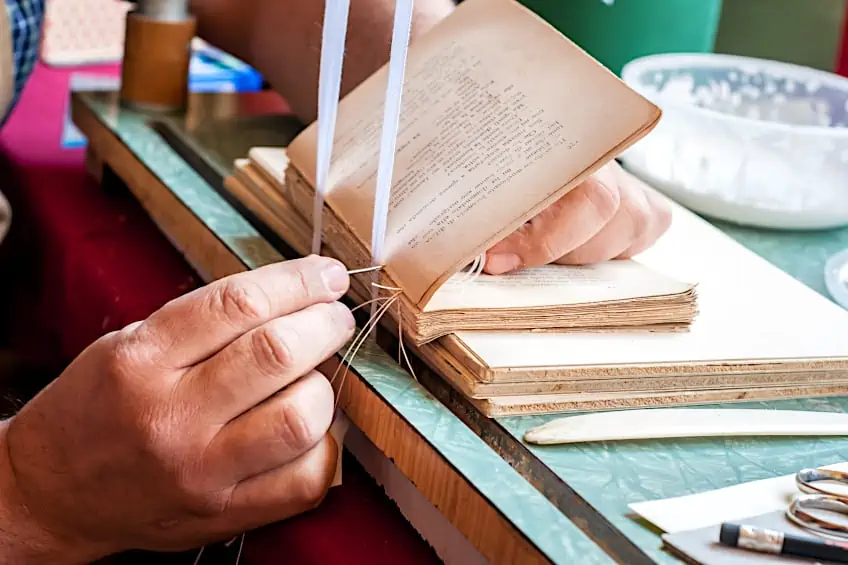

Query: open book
left=228, top=156, right=848, bottom=416
left=279, top=0, right=697, bottom=345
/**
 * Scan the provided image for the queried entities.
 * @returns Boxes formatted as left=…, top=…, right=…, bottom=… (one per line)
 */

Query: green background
left=518, top=0, right=847, bottom=75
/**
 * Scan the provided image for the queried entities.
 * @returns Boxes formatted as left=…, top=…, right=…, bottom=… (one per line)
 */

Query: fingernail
left=486, top=253, right=522, bottom=274
left=322, top=262, right=349, bottom=293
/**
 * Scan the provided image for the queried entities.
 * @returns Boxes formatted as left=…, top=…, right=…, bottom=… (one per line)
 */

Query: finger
left=617, top=183, right=672, bottom=258
left=203, top=371, right=335, bottom=484
left=556, top=177, right=654, bottom=265
left=128, top=255, right=350, bottom=369
left=484, top=168, right=620, bottom=274
left=181, top=301, right=354, bottom=421
left=223, top=434, right=339, bottom=532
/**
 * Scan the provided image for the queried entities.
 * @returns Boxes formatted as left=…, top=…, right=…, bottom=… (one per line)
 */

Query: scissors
left=786, top=468, right=848, bottom=540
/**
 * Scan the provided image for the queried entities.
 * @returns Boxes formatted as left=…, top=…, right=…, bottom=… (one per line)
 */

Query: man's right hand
left=0, top=255, right=355, bottom=565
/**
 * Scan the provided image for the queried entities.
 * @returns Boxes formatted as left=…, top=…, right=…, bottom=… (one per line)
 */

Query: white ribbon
left=313, top=0, right=414, bottom=321
left=370, top=0, right=414, bottom=268
left=313, top=0, right=350, bottom=254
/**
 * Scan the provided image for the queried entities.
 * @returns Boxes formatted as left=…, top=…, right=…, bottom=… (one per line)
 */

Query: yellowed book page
left=424, top=262, right=692, bottom=312
left=286, top=0, right=659, bottom=308
left=452, top=200, right=848, bottom=368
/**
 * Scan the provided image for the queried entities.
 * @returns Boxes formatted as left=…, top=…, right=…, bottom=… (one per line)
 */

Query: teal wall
left=519, top=0, right=723, bottom=75
left=515, top=0, right=847, bottom=74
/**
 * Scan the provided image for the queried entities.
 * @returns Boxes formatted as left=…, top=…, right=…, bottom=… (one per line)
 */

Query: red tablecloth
left=0, top=63, right=439, bottom=565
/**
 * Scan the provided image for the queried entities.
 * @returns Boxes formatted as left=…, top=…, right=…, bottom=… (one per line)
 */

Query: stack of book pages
left=224, top=0, right=848, bottom=416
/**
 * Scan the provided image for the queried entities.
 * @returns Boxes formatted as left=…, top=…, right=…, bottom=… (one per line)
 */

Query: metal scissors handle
left=786, top=468, right=848, bottom=540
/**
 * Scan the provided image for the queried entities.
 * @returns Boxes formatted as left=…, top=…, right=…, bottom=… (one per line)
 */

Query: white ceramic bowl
left=620, top=53, right=848, bottom=230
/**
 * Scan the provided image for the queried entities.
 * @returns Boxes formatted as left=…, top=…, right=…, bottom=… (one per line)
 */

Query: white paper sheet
left=629, top=461, right=848, bottom=534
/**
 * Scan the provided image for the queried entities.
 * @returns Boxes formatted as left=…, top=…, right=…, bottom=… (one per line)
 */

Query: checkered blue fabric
left=3, top=0, right=44, bottom=123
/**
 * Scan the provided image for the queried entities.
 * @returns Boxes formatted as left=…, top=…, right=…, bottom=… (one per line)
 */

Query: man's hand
left=0, top=255, right=355, bottom=564
left=485, top=161, right=672, bottom=274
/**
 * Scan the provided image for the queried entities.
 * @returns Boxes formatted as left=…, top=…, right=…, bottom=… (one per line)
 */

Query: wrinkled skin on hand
left=0, top=256, right=355, bottom=564
left=485, top=161, right=672, bottom=274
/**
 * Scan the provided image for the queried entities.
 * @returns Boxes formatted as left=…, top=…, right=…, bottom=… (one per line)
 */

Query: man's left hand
left=484, top=161, right=671, bottom=274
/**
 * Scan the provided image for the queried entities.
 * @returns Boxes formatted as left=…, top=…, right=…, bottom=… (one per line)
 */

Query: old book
left=228, top=152, right=848, bottom=416
left=228, top=153, right=848, bottom=416
left=278, top=0, right=697, bottom=345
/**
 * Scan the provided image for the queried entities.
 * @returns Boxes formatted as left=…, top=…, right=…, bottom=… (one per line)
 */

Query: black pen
left=720, top=522, right=848, bottom=563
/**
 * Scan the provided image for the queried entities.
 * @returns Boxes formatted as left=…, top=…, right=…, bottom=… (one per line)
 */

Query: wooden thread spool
left=119, top=10, right=196, bottom=112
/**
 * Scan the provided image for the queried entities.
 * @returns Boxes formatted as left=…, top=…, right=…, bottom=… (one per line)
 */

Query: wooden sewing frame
left=71, top=87, right=848, bottom=565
